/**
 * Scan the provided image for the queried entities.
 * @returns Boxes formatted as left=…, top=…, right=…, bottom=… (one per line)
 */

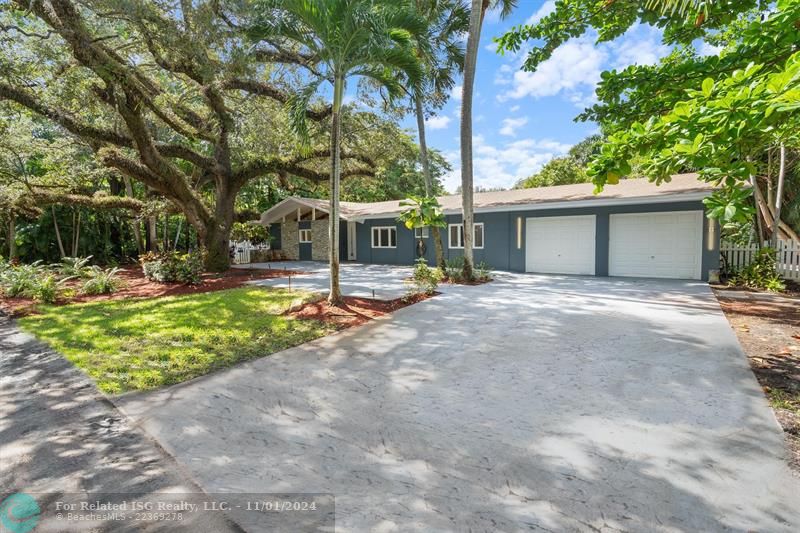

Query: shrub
left=406, top=258, right=444, bottom=297
left=141, top=250, right=204, bottom=284
left=475, top=261, right=493, bottom=282
left=0, top=261, right=48, bottom=297
left=29, top=273, right=72, bottom=303
left=444, top=256, right=465, bottom=282
left=82, top=266, right=123, bottom=295
left=230, top=222, right=271, bottom=245
left=729, top=247, right=786, bottom=292
left=57, top=256, right=94, bottom=278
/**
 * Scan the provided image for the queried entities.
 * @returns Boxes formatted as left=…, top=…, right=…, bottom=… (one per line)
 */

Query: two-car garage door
left=526, top=211, right=703, bottom=279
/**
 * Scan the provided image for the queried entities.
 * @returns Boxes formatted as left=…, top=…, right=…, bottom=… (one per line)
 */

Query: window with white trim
left=448, top=223, right=484, bottom=249
left=371, top=226, right=397, bottom=248
left=414, top=227, right=429, bottom=238
left=299, top=229, right=312, bottom=243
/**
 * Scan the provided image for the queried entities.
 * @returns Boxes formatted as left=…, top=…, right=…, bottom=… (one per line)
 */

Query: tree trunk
left=751, top=175, right=767, bottom=244
left=459, top=0, right=484, bottom=281
left=148, top=216, right=159, bottom=253
left=123, top=176, right=144, bottom=254
left=52, top=206, right=66, bottom=258
left=174, top=217, right=183, bottom=251
left=8, top=216, right=17, bottom=260
left=415, top=94, right=445, bottom=270
left=72, top=210, right=81, bottom=257
left=328, top=76, right=344, bottom=305
left=771, top=144, right=786, bottom=250
left=200, top=182, right=238, bottom=272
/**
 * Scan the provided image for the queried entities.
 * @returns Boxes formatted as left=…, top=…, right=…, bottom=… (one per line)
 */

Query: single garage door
left=526, top=215, right=596, bottom=275
left=609, top=211, right=703, bottom=279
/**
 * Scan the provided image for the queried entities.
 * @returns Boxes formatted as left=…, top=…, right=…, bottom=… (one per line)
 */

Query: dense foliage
left=140, top=251, right=205, bottom=285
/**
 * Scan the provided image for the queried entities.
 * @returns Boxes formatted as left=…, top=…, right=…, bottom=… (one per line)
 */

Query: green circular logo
left=0, top=493, right=40, bottom=533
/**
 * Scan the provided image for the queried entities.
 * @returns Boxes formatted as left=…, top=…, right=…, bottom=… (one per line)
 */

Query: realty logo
left=0, top=493, right=40, bottom=533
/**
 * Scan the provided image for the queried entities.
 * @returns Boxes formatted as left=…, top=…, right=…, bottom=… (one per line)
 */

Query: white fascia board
left=352, top=192, right=711, bottom=221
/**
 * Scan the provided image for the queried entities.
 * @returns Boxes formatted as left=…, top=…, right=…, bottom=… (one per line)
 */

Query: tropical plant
left=29, top=273, right=72, bottom=304
left=57, top=256, right=94, bottom=278
left=460, top=0, right=517, bottom=280
left=81, top=267, right=123, bottom=295
left=729, top=248, right=786, bottom=293
left=475, top=261, right=492, bottom=282
left=398, top=196, right=447, bottom=233
left=444, top=256, right=465, bottom=282
left=406, top=257, right=444, bottom=297
left=250, top=0, right=425, bottom=304
left=0, top=261, right=48, bottom=297
left=409, top=0, right=469, bottom=270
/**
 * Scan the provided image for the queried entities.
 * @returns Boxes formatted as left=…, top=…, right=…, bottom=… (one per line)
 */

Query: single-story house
left=259, top=173, right=720, bottom=280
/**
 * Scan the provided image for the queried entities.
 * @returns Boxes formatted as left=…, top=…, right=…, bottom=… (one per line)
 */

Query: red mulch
left=715, top=289, right=800, bottom=472
left=0, top=265, right=304, bottom=317
left=285, top=292, right=435, bottom=329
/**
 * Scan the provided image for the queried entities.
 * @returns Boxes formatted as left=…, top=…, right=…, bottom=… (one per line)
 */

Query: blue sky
left=410, top=1, right=680, bottom=192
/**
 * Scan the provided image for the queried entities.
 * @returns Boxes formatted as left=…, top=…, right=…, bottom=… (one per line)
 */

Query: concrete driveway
left=117, top=273, right=800, bottom=532
left=244, top=261, right=413, bottom=299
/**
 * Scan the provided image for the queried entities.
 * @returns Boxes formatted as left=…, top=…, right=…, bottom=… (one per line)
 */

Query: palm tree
left=251, top=0, right=425, bottom=304
left=460, top=0, right=516, bottom=280
left=411, top=0, right=469, bottom=270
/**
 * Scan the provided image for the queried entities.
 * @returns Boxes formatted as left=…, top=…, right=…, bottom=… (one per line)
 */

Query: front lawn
left=19, top=287, right=332, bottom=394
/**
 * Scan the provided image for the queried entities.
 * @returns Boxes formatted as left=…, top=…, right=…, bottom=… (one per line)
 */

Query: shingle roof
left=261, top=173, right=713, bottom=224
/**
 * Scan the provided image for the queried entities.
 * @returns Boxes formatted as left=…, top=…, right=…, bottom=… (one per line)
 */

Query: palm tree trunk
left=52, top=206, right=66, bottom=258
left=414, top=94, right=445, bottom=269
left=328, top=75, right=345, bottom=305
left=459, top=0, right=484, bottom=280
left=771, top=144, right=786, bottom=250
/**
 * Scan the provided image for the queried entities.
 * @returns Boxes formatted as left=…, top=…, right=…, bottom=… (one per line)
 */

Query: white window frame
left=414, top=227, right=430, bottom=239
left=298, top=229, right=312, bottom=243
left=448, top=223, right=484, bottom=249
left=371, top=226, right=397, bottom=248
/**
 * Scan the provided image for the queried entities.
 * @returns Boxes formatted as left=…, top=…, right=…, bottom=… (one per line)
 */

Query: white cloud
left=525, top=1, right=556, bottom=25
left=499, top=117, right=528, bottom=137
left=451, top=84, right=463, bottom=101
left=697, top=41, right=723, bottom=56
left=425, top=115, right=451, bottom=130
left=498, top=37, right=606, bottom=105
left=485, top=42, right=499, bottom=53
left=510, top=105, right=520, bottom=112
left=440, top=136, right=572, bottom=192
left=609, top=25, right=670, bottom=68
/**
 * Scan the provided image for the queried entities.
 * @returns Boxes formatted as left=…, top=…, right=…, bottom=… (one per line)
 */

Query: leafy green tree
left=516, top=157, right=588, bottom=189
left=398, top=195, right=447, bottom=234
left=497, top=0, right=800, bottom=242
left=0, top=0, right=379, bottom=272
left=460, top=0, right=517, bottom=280
left=250, top=0, right=424, bottom=304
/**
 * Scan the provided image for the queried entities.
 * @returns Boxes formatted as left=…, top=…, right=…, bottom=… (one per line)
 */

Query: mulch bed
left=715, top=289, right=800, bottom=472
left=285, top=292, right=434, bottom=329
left=0, top=265, right=303, bottom=317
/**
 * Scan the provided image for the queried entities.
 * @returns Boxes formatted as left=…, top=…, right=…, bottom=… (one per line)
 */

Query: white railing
left=720, top=239, right=800, bottom=280
left=230, top=240, right=270, bottom=265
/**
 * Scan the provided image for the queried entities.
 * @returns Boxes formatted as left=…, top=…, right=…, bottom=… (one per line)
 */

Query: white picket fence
left=230, top=240, right=270, bottom=265
left=720, top=239, right=800, bottom=280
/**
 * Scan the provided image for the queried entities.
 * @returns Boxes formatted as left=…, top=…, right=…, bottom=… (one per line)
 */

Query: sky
left=411, top=0, right=678, bottom=193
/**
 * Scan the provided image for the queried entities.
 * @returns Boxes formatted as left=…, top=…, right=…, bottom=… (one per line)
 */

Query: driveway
left=243, top=261, right=412, bottom=299
left=117, top=274, right=800, bottom=532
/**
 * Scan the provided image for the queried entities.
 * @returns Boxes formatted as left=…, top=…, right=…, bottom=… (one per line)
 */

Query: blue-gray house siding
left=353, top=200, right=719, bottom=280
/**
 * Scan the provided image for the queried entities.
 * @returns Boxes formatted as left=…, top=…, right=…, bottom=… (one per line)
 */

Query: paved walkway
left=117, top=273, right=800, bottom=531
left=0, top=315, right=241, bottom=532
left=243, top=261, right=413, bottom=299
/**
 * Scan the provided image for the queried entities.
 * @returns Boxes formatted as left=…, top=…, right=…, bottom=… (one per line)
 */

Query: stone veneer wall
left=311, top=220, right=329, bottom=261
left=282, top=221, right=299, bottom=260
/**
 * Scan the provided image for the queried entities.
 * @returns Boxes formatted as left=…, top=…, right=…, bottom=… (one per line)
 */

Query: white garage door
left=526, top=215, right=596, bottom=275
left=609, top=211, right=703, bottom=280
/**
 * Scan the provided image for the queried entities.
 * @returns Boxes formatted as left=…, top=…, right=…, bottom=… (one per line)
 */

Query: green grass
left=769, top=388, right=800, bottom=413
left=19, top=287, right=331, bottom=394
